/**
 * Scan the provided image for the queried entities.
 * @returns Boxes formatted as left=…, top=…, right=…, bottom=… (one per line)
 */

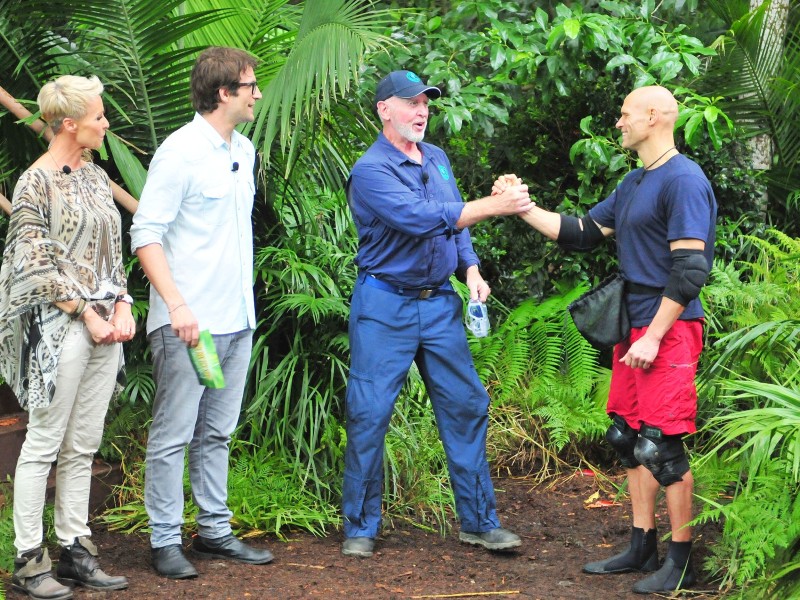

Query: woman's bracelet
left=69, top=298, right=88, bottom=319
left=169, top=303, right=186, bottom=314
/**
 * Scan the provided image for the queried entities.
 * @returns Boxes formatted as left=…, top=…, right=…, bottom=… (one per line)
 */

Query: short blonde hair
left=38, top=75, right=104, bottom=134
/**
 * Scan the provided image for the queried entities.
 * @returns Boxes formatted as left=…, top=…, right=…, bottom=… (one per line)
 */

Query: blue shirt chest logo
left=437, top=165, right=450, bottom=181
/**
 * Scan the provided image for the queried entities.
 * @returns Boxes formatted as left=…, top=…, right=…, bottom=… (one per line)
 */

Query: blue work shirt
left=347, top=133, right=479, bottom=288
left=130, top=113, right=256, bottom=335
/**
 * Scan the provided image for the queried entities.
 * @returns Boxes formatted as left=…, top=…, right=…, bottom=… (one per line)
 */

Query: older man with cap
left=340, top=69, right=532, bottom=558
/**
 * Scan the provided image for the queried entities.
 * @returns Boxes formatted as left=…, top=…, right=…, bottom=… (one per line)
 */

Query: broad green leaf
left=490, top=45, right=506, bottom=71
left=569, top=138, right=587, bottom=163
left=534, top=7, right=548, bottom=30
left=564, top=19, right=581, bottom=40
left=684, top=112, right=704, bottom=147
left=606, top=54, right=637, bottom=70
left=609, top=153, right=628, bottom=172
left=546, top=25, right=565, bottom=50
left=681, top=52, right=702, bottom=75
left=107, top=131, right=147, bottom=198
left=704, top=105, right=721, bottom=124
left=707, top=118, right=722, bottom=150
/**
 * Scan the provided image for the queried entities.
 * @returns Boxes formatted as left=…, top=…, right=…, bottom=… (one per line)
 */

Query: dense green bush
left=3, top=2, right=799, bottom=595
left=694, top=230, right=800, bottom=596
left=373, top=0, right=764, bottom=308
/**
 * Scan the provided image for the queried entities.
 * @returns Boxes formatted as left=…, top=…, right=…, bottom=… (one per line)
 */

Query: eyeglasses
left=235, top=81, right=259, bottom=94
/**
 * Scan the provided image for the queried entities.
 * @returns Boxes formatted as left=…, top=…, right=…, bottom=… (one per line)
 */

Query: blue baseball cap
left=375, top=70, right=441, bottom=105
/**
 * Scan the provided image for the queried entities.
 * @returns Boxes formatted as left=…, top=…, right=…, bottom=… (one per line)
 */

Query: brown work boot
left=56, top=537, right=128, bottom=591
left=11, top=547, right=73, bottom=600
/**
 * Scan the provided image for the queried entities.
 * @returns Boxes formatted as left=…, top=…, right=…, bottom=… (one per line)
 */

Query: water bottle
left=466, top=300, right=490, bottom=338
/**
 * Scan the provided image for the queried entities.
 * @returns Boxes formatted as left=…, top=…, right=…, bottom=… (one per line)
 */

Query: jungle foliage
left=696, top=230, right=800, bottom=598
left=0, top=0, right=798, bottom=595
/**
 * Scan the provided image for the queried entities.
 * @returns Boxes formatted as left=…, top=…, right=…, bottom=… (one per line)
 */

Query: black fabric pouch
left=567, top=274, right=630, bottom=348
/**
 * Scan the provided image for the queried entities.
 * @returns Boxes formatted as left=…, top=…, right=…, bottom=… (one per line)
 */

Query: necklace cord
left=643, top=146, right=676, bottom=171
left=47, top=150, right=61, bottom=170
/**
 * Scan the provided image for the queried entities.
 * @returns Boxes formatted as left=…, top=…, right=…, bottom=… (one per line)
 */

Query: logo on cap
left=406, top=72, right=422, bottom=83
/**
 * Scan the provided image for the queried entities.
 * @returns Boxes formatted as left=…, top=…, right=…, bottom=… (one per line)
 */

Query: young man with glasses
left=131, top=46, right=272, bottom=579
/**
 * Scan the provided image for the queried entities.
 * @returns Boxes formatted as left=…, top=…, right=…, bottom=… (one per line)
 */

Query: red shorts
left=607, top=319, right=704, bottom=435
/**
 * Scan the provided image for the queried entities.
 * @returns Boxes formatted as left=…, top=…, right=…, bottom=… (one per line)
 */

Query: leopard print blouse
left=0, top=163, right=126, bottom=410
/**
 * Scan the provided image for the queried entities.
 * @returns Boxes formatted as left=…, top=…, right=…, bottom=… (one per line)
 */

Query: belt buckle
left=418, top=289, right=434, bottom=299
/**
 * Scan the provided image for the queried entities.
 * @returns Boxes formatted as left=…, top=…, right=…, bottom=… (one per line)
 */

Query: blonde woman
left=0, top=75, right=132, bottom=599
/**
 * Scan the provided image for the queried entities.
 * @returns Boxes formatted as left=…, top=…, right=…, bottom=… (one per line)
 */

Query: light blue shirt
left=131, top=113, right=256, bottom=335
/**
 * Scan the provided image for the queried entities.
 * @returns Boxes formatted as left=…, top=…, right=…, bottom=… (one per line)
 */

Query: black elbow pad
left=557, top=214, right=605, bottom=252
left=663, top=248, right=710, bottom=306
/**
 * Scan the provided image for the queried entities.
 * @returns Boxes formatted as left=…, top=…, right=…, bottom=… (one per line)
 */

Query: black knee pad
left=633, top=425, right=690, bottom=486
left=605, top=413, right=641, bottom=469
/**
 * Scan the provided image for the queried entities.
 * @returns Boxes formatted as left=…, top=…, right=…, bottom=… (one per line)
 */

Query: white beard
left=396, top=121, right=425, bottom=143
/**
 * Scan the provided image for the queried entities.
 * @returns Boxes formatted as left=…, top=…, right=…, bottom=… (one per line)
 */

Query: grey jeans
left=144, top=325, right=252, bottom=548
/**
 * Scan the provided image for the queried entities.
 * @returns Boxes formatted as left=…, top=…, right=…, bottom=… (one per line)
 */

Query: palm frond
left=700, top=379, right=800, bottom=484
left=15, top=0, right=230, bottom=154
left=702, top=0, right=800, bottom=202
left=255, top=0, right=396, bottom=173
left=0, top=0, right=66, bottom=90
left=181, top=0, right=298, bottom=94
left=0, top=0, right=72, bottom=184
left=285, top=101, right=378, bottom=191
left=702, top=229, right=800, bottom=386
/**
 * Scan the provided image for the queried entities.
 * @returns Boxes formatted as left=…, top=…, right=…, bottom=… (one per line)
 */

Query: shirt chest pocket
left=201, top=185, right=233, bottom=225
left=426, top=175, right=457, bottom=204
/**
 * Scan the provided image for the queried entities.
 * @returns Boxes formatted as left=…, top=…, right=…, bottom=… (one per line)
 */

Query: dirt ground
left=4, top=473, right=723, bottom=600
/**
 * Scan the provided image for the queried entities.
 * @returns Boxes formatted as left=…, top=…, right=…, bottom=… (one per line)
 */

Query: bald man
left=501, top=86, right=717, bottom=594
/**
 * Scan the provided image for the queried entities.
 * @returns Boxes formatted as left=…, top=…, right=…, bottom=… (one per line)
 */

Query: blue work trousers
left=342, top=279, right=501, bottom=538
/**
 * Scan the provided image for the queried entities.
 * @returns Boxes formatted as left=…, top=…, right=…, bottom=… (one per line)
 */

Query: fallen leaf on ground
left=583, top=491, right=600, bottom=504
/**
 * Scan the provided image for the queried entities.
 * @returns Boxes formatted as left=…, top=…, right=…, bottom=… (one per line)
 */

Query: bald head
left=616, top=85, right=680, bottom=158
left=625, top=86, right=678, bottom=128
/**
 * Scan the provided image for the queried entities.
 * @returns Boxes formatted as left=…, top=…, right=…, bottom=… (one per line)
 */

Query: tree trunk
left=748, top=0, right=789, bottom=214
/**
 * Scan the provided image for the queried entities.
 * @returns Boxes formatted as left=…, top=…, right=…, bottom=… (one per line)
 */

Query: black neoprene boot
left=583, top=526, right=659, bottom=574
left=633, top=540, right=696, bottom=594
left=56, top=537, right=128, bottom=591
